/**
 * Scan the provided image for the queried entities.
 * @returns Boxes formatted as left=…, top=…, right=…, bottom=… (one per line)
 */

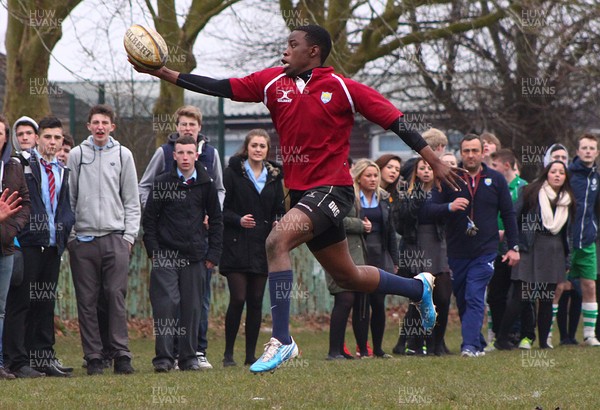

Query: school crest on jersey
left=320, top=92, right=332, bottom=104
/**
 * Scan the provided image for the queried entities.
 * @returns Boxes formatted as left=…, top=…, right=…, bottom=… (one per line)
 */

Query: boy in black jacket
left=142, top=135, right=223, bottom=372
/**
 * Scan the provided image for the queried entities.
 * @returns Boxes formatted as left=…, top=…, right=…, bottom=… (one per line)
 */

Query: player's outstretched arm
left=389, top=118, right=464, bottom=190
left=418, top=146, right=464, bottom=192
left=128, top=57, right=232, bottom=98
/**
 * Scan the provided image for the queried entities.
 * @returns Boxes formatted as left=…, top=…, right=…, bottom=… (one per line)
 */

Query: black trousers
left=487, top=255, right=512, bottom=335
left=150, top=260, right=205, bottom=369
left=4, top=246, right=61, bottom=370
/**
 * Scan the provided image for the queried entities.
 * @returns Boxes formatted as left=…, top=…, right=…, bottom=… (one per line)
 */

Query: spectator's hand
left=362, top=217, right=372, bottom=233
left=449, top=197, right=469, bottom=212
left=204, top=215, right=210, bottom=230
left=502, top=250, right=520, bottom=266
left=394, top=265, right=399, bottom=274
left=205, top=260, right=215, bottom=270
left=240, top=214, right=256, bottom=228
left=0, top=189, right=22, bottom=223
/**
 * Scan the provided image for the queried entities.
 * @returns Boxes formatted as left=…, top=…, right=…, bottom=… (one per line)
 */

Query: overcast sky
left=0, top=0, right=287, bottom=82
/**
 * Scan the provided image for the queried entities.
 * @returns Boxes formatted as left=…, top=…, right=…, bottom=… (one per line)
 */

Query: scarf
left=538, top=181, right=570, bottom=235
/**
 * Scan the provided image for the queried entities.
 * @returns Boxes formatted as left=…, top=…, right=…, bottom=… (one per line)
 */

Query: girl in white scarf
left=495, top=161, right=575, bottom=351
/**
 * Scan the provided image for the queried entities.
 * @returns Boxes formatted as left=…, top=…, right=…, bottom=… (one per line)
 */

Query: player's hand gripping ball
left=124, top=24, right=168, bottom=70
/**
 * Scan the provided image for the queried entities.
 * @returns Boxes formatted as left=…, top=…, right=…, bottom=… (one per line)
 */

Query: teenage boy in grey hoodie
left=67, top=104, right=141, bottom=375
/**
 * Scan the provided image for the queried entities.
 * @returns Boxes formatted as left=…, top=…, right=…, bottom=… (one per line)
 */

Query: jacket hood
left=81, top=135, right=120, bottom=150
left=11, top=116, right=38, bottom=153
left=227, top=155, right=282, bottom=179
left=167, top=132, right=209, bottom=143
left=543, top=143, right=569, bottom=167
left=167, top=132, right=209, bottom=155
left=1, top=125, right=13, bottom=164
left=569, top=156, right=596, bottom=173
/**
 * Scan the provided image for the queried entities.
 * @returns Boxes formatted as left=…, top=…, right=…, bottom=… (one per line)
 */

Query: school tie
left=181, top=176, right=195, bottom=185
left=41, top=158, right=56, bottom=207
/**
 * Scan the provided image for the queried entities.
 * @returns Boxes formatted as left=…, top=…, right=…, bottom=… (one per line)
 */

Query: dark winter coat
left=1, top=137, right=30, bottom=256
left=396, top=184, right=445, bottom=246
left=15, top=151, right=75, bottom=255
left=360, top=191, right=399, bottom=270
left=425, top=162, right=518, bottom=259
left=219, top=155, right=284, bottom=274
left=514, top=187, right=570, bottom=259
left=568, top=156, right=600, bottom=249
left=142, top=161, right=223, bottom=264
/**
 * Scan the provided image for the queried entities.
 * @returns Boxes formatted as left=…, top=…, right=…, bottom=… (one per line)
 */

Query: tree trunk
left=4, top=0, right=82, bottom=123
left=149, top=0, right=240, bottom=147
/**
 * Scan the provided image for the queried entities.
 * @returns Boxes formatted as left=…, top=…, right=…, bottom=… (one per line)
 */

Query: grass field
left=1, top=317, right=596, bottom=410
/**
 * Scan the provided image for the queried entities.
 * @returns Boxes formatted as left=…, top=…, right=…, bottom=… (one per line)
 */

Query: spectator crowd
left=0, top=103, right=598, bottom=379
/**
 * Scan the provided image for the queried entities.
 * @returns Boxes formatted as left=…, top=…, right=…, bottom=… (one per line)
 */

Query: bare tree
left=145, top=0, right=241, bottom=145
left=402, top=0, right=600, bottom=172
left=277, top=0, right=519, bottom=76
left=3, top=0, right=83, bottom=123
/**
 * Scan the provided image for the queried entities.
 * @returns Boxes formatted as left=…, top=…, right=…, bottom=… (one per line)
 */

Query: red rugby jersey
left=230, top=66, right=402, bottom=190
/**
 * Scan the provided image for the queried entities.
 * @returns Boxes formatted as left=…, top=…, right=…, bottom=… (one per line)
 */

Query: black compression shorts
left=288, top=185, right=355, bottom=252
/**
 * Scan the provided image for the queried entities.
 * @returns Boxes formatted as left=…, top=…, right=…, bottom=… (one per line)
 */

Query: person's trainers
left=584, top=336, right=600, bottom=346
left=460, top=349, right=477, bottom=358
left=196, top=352, right=213, bottom=369
left=484, top=339, right=496, bottom=353
left=113, top=356, right=135, bottom=375
left=249, top=337, right=298, bottom=373
left=414, top=272, right=437, bottom=332
left=518, top=337, right=533, bottom=350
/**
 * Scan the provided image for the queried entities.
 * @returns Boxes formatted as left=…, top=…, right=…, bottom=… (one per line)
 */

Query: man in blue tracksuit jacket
left=568, top=133, right=600, bottom=346
left=426, top=134, right=520, bottom=356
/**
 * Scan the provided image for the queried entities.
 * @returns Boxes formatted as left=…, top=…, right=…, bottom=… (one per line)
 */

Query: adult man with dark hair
left=427, top=135, right=520, bottom=357
left=67, top=104, right=141, bottom=375
left=143, top=135, right=222, bottom=372
left=131, top=24, right=461, bottom=373
left=4, top=116, right=75, bottom=377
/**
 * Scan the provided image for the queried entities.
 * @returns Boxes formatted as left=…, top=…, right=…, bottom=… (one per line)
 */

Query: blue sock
left=269, top=270, right=293, bottom=344
left=375, top=269, right=423, bottom=301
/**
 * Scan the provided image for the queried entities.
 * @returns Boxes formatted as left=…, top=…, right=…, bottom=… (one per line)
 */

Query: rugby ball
left=124, top=24, right=168, bottom=70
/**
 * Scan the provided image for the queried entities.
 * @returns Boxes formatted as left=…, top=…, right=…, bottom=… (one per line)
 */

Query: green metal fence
left=56, top=241, right=408, bottom=320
